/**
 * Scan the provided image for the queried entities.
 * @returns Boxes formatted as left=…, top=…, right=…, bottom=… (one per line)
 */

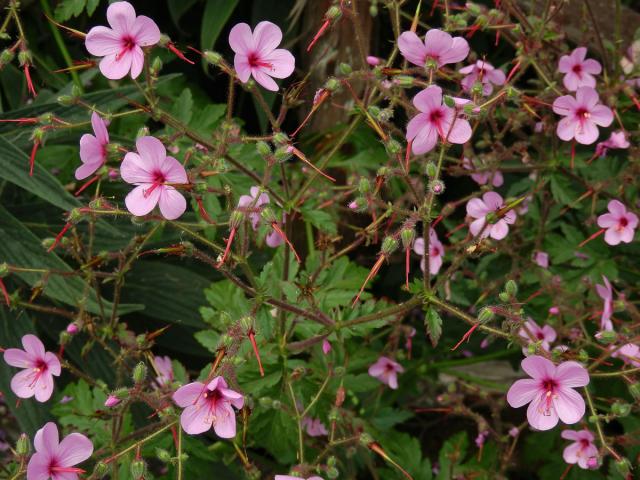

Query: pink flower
left=462, top=157, right=503, bottom=187
left=561, top=429, right=598, bottom=469
left=459, top=61, right=506, bottom=96
left=611, top=343, right=640, bottom=367
left=534, top=251, right=549, bottom=268
left=413, top=229, right=444, bottom=275
left=65, top=323, right=79, bottom=335
left=595, top=131, right=630, bottom=157
left=406, top=85, right=472, bottom=155
left=120, top=136, right=188, bottom=220
left=518, top=319, right=557, bottom=355
left=302, top=417, right=328, bottom=437
left=366, top=56, right=382, bottom=66
left=552, top=87, right=613, bottom=145
left=266, top=213, right=286, bottom=248
left=322, top=339, right=332, bottom=355
left=3, top=334, right=61, bottom=402
left=26, top=422, right=93, bottom=480
left=104, top=395, right=120, bottom=407
left=153, top=355, right=174, bottom=387
left=595, top=275, right=614, bottom=331
left=76, top=113, right=109, bottom=180
left=368, top=356, right=404, bottom=389
left=597, top=200, right=638, bottom=245
left=228, top=22, right=295, bottom=91
left=85, top=1, right=160, bottom=80
left=549, top=306, right=560, bottom=315
left=558, top=48, right=602, bottom=92
left=172, top=377, right=244, bottom=437
left=398, top=29, right=469, bottom=68
left=237, top=186, right=270, bottom=230
left=506, top=355, right=589, bottom=431
left=466, top=191, right=516, bottom=240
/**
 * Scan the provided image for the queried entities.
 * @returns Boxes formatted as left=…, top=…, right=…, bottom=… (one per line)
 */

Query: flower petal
left=22, top=334, right=46, bottom=358
left=252, top=69, right=279, bottom=91
left=129, top=46, right=145, bottom=79
left=35, top=422, right=59, bottom=454
left=27, top=452, right=53, bottom=480
left=158, top=187, right=187, bottom=220
left=527, top=394, right=559, bottom=430
left=521, top=355, right=556, bottom=380
left=120, top=153, right=152, bottom=184
left=397, top=31, right=426, bottom=66
left=233, top=54, right=252, bottom=83
left=253, top=21, right=282, bottom=55
left=213, top=404, right=237, bottom=438
left=106, top=1, right=136, bottom=33
left=262, top=49, right=295, bottom=79
left=57, top=433, right=93, bottom=467
left=45, top=352, right=61, bottom=376
left=180, top=404, right=213, bottom=435
left=125, top=184, right=160, bottom=217
left=131, top=15, right=160, bottom=46
left=489, top=220, right=509, bottom=240
left=4, top=348, right=33, bottom=368
left=161, top=156, right=188, bottom=184
left=173, top=382, right=206, bottom=407
left=556, top=116, right=577, bottom=142
left=552, top=95, right=577, bottom=115
left=439, top=36, right=470, bottom=65
left=554, top=361, right=589, bottom=388
left=466, top=198, right=489, bottom=218
left=12, top=369, right=37, bottom=398
left=136, top=136, right=166, bottom=171
left=229, top=23, right=254, bottom=54
left=507, top=379, right=540, bottom=407
left=554, top=387, right=585, bottom=425
left=85, top=26, right=120, bottom=56
left=98, top=53, right=133, bottom=80
left=413, top=85, right=442, bottom=112
left=34, top=372, right=54, bottom=402
left=590, top=105, right=613, bottom=127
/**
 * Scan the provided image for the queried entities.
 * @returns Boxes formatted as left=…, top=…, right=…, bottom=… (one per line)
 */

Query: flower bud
left=596, top=330, right=617, bottom=344
left=611, top=401, right=631, bottom=417
left=334, top=366, right=346, bottom=377
left=274, top=146, right=293, bottom=162
left=229, top=210, right=244, bottom=229
left=272, top=132, right=289, bottom=145
left=130, top=459, right=147, bottom=479
left=324, top=77, right=340, bottom=92
left=16, top=433, right=30, bottom=456
left=0, top=49, right=14, bottom=65
left=326, top=5, right=342, bottom=20
left=259, top=397, right=273, bottom=409
left=240, top=315, right=254, bottom=332
left=505, top=280, right=518, bottom=297
left=327, top=456, right=337, bottom=467
left=477, top=307, right=494, bottom=323
left=256, top=141, right=271, bottom=157
left=204, top=50, right=222, bottom=65
left=328, top=407, right=339, bottom=421
left=400, top=228, right=415, bottom=250
left=59, top=331, right=72, bottom=346
left=443, top=95, right=456, bottom=108
left=57, top=95, right=75, bottom=106
left=132, top=362, right=147, bottom=384
left=339, top=62, right=352, bottom=75
left=0, top=262, right=9, bottom=278
left=613, top=457, right=631, bottom=476
left=395, top=75, right=414, bottom=87
left=260, top=207, right=278, bottom=224
left=104, top=395, right=121, bottom=408
left=271, top=399, right=282, bottom=409
left=65, top=322, right=79, bottom=335
left=366, top=56, right=381, bottom=66
left=18, top=50, right=32, bottom=66
left=428, top=179, right=445, bottom=195
left=358, top=177, right=371, bottom=194
left=385, top=138, right=402, bottom=155
left=471, top=81, right=484, bottom=96
left=381, top=236, right=398, bottom=256
left=150, top=57, right=163, bottom=75
left=218, top=333, right=234, bottom=350
left=156, top=448, right=172, bottom=463
left=93, top=462, right=109, bottom=478
left=326, top=467, right=339, bottom=479
left=359, top=432, right=374, bottom=446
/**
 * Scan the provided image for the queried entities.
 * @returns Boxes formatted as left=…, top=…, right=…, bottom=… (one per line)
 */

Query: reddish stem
left=248, top=330, right=265, bottom=377
left=74, top=175, right=100, bottom=196
left=578, top=228, right=605, bottom=248
left=29, top=140, right=40, bottom=177
left=307, top=20, right=330, bottom=52
left=167, top=42, right=195, bottom=65
left=451, top=323, right=479, bottom=351
left=216, top=227, right=236, bottom=267
left=48, top=222, right=72, bottom=252
left=352, top=255, right=385, bottom=306
left=24, top=64, right=37, bottom=97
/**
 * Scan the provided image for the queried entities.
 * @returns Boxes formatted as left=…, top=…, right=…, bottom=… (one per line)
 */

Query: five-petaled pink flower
left=153, top=355, right=175, bottom=387
left=368, top=356, right=404, bottom=389
left=596, top=200, right=638, bottom=246
left=462, top=157, right=504, bottom=187
left=552, top=87, right=613, bottom=145
left=518, top=319, right=556, bottom=356
left=27, top=422, right=93, bottom=480
left=85, top=1, right=161, bottom=80
left=561, top=429, right=599, bottom=469
left=406, top=85, right=472, bottom=155
left=595, top=275, right=614, bottom=332
left=506, top=355, right=589, bottom=431
left=237, top=186, right=270, bottom=230
left=120, top=136, right=188, bottom=220
left=76, top=112, right=109, bottom=180
left=228, top=21, right=295, bottom=91
left=595, top=130, right=630, bottom=158
left=459, top=61, right=506, bottom=96
left=413, top=229, right=444, bottom=275
left=558, top=47, right=602, bottom=92
left=398, top=29, right=469, bottom=68
left=466, top=191, right=516, bottom=240
left=172, top=376, right=244, bottom=437
left=4, top=334, right=60, bottom=402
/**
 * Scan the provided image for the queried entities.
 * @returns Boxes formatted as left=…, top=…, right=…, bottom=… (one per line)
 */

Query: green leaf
left=300, top=207, right=338, bottom=235
left=200, top=0, right=239, bottom=59
left=0, top=136, right=78, bottom=211
left=194, top=330, right=220, bottom=353
left=172, top=88, right=194, bottom=125
left=425, top=306, right=442, bottom=347
left=54, top=0, right=86, bottom=21
left=86, top=0, right=100, bottom=16
left=436, top=432, right=469, bottom=480
left=549, top=174, right=578, bottom=205
left=0, top=205, right=141, bottom=315
left=0, top=309, right=51, bottom=435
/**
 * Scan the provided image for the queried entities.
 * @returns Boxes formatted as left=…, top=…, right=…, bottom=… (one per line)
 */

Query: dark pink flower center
left=143, top=170, right=167, bottom=198
left=430, top=246, right=441, bottom=257
left=29, top=359, right=48, bottom=388
left=247, top=52, right=273, bottom=71
left=572, top=64, right=583, bottom=75
left=575, top=107, right=591, bottom=122
left=580, top=439, right=590, bottom=449
left=539, top=378, right=558, bottom=415
left=618, top=216, right=629, bottom=228
left=537, top=332, right=545, bottom=340
left=116, top=36, right=137, bottom=61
